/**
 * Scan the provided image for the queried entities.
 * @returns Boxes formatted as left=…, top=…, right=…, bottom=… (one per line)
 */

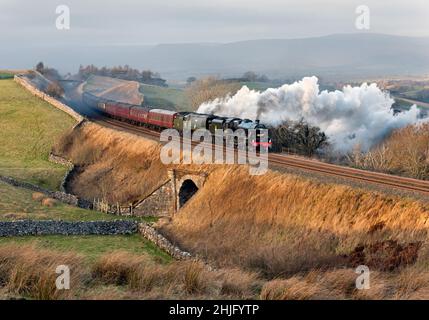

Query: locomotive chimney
left=255, top=119, right=260, bottom=124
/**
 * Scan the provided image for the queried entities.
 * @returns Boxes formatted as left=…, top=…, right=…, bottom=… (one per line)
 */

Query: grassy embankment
left=0, top=78, right=171, bottom=277
left=0, top=79, right=75, bottom=189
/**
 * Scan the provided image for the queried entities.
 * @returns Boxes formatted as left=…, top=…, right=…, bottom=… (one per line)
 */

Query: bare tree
left=36, top=62, right=44, bottom=74
left=141, top=70, right=154, bottom=81
left=186, top=76, right=197, bottom=85
left=270, top=119, right=328, bottom=156
left=242, top=71, right=269, bottom=82
left=242, top=71, right=258, bottom=82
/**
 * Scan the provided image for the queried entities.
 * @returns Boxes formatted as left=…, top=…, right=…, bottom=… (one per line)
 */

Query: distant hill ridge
left=4, top=33, right=429, bottom=80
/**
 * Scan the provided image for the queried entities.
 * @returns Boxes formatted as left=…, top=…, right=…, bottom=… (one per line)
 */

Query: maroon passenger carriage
left=147, top=109, right=177, bottom=129
left=129, top=106, right=150, bottom=124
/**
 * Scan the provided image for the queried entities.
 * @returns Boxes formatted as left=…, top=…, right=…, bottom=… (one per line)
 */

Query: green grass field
left=0, top=234, right=171, bottom=263
left=0, top=73, right=13, bottom=80
left=0, top=79, right=76, bottom=190
left=238, top=81, right=281, bottom=91
left=140, top=83, right=189, bottom=111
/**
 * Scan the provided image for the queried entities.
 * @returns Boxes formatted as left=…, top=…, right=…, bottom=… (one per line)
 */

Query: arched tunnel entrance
left=178, top=179, right=199, bottom=208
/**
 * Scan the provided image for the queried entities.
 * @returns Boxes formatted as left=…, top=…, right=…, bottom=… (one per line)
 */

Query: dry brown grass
left=89, top=251, right=260, bottom=299
left=160, top=165, right=429, bottom=281
left=0, top=245, right=84, bottom=299
left=41, top=198, right=57, bottom=207
left=32, top=192, right=45, bottom=202
left=54, top=122, right=169, bottom=204
left=0, top=246, right=261, bottom=300
left=91, top=251, right=148, bottom=286
left=216, top=268, right=261, bottom=299
left=3, top=212, right=28, bottom=220
left=260, top=267, right=429, bottom=300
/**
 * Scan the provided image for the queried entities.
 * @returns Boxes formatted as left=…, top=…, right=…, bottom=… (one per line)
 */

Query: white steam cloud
left=197, top=76, right=424, bottom=152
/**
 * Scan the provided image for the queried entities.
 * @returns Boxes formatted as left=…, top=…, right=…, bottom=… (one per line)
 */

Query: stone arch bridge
left=132, top=169, right=208, bottom=217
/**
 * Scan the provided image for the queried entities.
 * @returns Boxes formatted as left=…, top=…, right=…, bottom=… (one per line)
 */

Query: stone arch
left=169, top=170, right=207, bottom=213
left=178, top=179, right=199, bottom=208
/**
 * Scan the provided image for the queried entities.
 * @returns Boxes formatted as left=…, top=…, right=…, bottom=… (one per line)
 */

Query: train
left=82, top=91, right=272, bottom=149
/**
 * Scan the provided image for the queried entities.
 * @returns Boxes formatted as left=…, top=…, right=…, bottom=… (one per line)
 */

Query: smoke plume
left=197, top=76, right=424, bottom=152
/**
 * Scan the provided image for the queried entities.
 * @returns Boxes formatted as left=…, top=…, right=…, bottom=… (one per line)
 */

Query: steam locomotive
left=82, top=92, right=272, bottom=149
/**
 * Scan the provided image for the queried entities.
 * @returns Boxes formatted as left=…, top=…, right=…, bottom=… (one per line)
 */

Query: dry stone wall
left=138, top=223, right=192, bottom=260
left=14, top=75, right=84, bottom=122
left=0, top=175, right=91, bottom=209
left=0, top=220, right=137, bottom=236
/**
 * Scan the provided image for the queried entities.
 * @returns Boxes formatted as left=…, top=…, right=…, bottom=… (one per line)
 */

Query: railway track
left=90, top=113, right=429, bottom=196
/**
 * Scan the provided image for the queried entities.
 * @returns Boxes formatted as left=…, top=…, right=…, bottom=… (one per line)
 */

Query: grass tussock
left=260, top=267, right=429, bottom=300
left=90, top=251, right=259, bottom=299
left=0, top=244, right=84, bottom=299
left=0, top=245, right=260, bottom=300
left=91, top=251, right=148, bottom=286
left=79, top=250, right=429, bottom=300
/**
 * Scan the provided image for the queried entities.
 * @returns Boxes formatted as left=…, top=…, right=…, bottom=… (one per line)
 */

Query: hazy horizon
left=1, top=0, right=428, bottom=79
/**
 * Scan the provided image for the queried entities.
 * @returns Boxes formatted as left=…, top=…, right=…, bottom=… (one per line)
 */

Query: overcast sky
left=1, top=0, right=428, bottom=47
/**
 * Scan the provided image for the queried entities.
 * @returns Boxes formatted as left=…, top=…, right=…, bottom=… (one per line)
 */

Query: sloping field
left=0, top=79, right=76, bottom=189
left=139, top=83, right=187, bottom=110
left=83, top=75, right=144, bottom=105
